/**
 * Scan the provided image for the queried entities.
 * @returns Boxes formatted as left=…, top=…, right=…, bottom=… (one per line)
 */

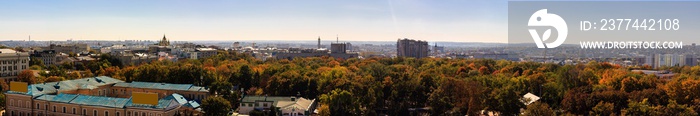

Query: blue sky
left=0, top=0, right=508, bottom=42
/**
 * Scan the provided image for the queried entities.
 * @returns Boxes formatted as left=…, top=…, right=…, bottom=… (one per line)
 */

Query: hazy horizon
left=0, top=0, right=508, bottom=42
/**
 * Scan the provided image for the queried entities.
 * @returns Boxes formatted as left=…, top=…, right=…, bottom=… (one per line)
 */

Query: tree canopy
left=48, top=51, right=700, bottom=115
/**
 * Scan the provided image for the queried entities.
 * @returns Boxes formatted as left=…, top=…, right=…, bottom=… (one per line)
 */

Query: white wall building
left=0, top=49, right=30, bottom=82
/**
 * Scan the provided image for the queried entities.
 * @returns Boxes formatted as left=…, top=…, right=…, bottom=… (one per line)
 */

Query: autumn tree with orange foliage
left=17, top=69, right=37, bottom=84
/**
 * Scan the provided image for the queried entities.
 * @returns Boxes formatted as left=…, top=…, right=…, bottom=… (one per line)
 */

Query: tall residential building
left=345, top=43, right=353, bottom=52
left=330, top=42, right=347, bottom=54
left=397, top=38, right=429, bottom=58
left=651, top=54, right=696, bottom=68
left=0, top=49, right=30, bottom=82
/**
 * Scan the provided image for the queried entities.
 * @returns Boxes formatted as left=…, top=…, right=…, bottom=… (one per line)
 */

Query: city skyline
left=0, top=0, right=508, bottom=42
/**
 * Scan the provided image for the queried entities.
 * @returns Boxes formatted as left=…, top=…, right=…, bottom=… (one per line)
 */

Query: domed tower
left=159, top=35, right=170, bottom=46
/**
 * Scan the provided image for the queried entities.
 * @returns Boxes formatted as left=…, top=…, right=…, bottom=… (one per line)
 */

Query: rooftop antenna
left=336, top=34, right=339, bottom=43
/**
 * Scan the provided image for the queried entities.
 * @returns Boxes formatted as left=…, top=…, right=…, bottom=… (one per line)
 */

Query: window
left=105, top=111, right=109, bottom=116
left=18, top=100, right=21, bottom=107
left=83, top=109, right=87, bottom=115
left=127, top=111, right=131, bottom=116
left=53, top=106, right=56, bottom=112
left=9, top=99, right=13, bottom=106
left=45, top=104, right=48, bottom=110
left=150, top=113, right=154, bottom=116
left=141, top=112, right=145, bottom=116
left=94, top=110, right=98, bottom=116
left=73, top=107, right=76, bottom=114
left=62, top=106, right=66, bottom=113
left=263, top=103, right=268, bottom=107
left=116, top=111, right=120, bottom=116
left=36, top=103, right=39, bottom=109
left=25, top=101, right=29, bottom=108
left=248, top=103, right=252, bottom=107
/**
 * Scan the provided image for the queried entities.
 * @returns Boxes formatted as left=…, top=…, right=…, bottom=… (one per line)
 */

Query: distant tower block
left=318, top=36, right=321, bottom=49
left=331, top=35, right=348, bottom=54
left=397, top=38, right=429, bottom=58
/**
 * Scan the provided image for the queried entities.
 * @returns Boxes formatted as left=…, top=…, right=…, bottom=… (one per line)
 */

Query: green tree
left=235, top=64, right=253, bottom=89
left=201, top=96, right=232, bottom=116
left=522, top=102, right=555, bottom=116
left=428, top=77, right=485, bottom=115
left=29, top=57, right=44, bottom=67
left=660, top=100, right=697, bottom=116
left=320, top=89, right=358, bottom=116
left=622, top=99, right=661, bottom=116
left=561, top=86, right=594, bottom=115
left=0, top=92, right=5, bottom=109
left=209, top=81, right=233, bottom=95
left=589, top=101, right=615, bottom=116
left=66, top=71, right=82, bottom=79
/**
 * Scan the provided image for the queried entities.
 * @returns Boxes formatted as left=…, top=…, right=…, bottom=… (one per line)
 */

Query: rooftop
left=9, top=76, right=124, bottom=97
left=276, top=97, right=315, bottom=111
left=0, top=49, right=30, bottom=57
left=241, top=95, right=316, bottom=111
left=241, top=96, right=295, bottom=105
left=70, top=94, right=130, bottom=108
left=113, top=81, right=208, bottom=92
left=5, top=76, right=204, bottom=110
left=0, top=49, right=17, bottom=54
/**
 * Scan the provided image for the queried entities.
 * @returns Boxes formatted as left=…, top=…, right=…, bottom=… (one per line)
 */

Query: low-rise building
left=275, top=48, right=358, bottom=60
left=5, top=76, right=208, bottom=116
left=239, top=95, right=317, bottom=116
left=112, top=51, right=158, bottom=66
left=42, top=44, right=91, bottom=54
left=195, top=48, right=217, bottom=59
left=31, top=50, right=58, bottom=66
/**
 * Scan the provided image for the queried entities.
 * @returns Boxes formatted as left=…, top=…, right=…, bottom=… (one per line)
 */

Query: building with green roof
left=5, top=76, right=207, bottom=116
